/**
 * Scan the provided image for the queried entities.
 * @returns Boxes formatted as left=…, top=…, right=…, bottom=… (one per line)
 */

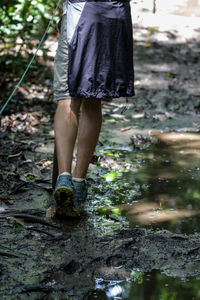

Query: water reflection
left=87, top=132, right=200, bottom=300
left=94, top=279, right=126, bottom=299
left=134, top=132, right=200, bottom=233
left=119, top=202, right=200, bottom=225
left=87, top=271, right=200, bottom=300
left=98, top=132, right=200, bottom=234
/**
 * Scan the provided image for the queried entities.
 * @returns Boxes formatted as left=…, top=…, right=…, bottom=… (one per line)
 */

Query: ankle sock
left=59, top=171, right=71, bottom=177
left=72, top=177, right=85, bottom=182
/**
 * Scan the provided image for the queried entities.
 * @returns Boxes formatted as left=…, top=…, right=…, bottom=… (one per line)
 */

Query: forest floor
left=0, top=8, right=200, bottom=300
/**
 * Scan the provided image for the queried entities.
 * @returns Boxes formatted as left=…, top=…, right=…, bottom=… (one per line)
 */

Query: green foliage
left=27, top=174, right=35, bottom=180
left=0, top=0, right=59, bottom=45
left=0, top=0, right=60, bottom=71
left=14, top=227, right=27, bottom=231
left=131, top=269, right=143, bottom=284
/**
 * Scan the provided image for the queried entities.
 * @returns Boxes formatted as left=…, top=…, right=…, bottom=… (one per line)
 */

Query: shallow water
left=91, top=132, right=200, bottom=299
left=88, top=271, right=200, bottom=300
left=97, top=132, right=200, bottom=234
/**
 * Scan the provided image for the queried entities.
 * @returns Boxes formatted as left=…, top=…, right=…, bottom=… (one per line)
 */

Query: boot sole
left=54, top=186, right=80, bottom=218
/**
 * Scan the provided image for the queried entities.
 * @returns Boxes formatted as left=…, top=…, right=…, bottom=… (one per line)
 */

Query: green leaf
left=14, top=227, right=27, bottom=231
left=27, top=174, right=35, bottom=180
left=105, top=152, right=115, bottom=157
left=102, top=170, right=124, bottom=182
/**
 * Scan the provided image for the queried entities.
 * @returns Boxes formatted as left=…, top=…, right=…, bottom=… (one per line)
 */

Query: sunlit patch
left=102, top=170, right=124, bottom=182
left=100, top=202, right=200, bottom=226
left=172, top=141, right=200, bottom=150
left=118, top=202, right=200, bottom=225
left=121, top=202, right=159, bottom=214
left=131, top=113, right=145, bottom=119
left=106, top=284, right=124, bottom=297
left=134, top=208, right=200, bottom=225
left=172, top=148, right=200, bottom=157
left=95, top=278, right=125, bottom=298
left=150, top=132, right=200, bottom=144
left=0, top=206, right=7, bottom=213
left=149, top=131, right=200, bottom=162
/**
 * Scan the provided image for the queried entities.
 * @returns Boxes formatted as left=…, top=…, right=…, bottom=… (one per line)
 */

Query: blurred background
left=0, top=0, right=199, bottom=81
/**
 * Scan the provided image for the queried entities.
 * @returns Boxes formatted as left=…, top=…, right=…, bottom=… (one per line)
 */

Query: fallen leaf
left=46, top=206, right=55, bottom=219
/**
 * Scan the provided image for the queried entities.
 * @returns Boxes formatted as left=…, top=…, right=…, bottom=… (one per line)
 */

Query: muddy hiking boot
left=72, top=180, right=87, bottom=206
left=54, top=174, right=80, bottom=218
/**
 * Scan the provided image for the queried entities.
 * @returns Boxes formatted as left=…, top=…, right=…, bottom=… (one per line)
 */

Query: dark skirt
left=67, top=0, right=134, bottom=99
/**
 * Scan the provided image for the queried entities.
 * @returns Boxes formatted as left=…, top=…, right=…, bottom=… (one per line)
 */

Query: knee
left=57, top=98, right=82, bottom=115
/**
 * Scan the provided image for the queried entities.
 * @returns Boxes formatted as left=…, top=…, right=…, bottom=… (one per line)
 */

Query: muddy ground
left=1, top=7, right=200, bottom=300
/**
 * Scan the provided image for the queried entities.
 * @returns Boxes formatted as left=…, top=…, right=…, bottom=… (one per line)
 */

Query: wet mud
left=1, top=130, right=200, bottom=299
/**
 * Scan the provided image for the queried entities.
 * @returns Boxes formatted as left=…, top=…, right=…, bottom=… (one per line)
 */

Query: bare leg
left=73, top=99, right=102, bottom=178
left=54, top=98, right=82, bottom=175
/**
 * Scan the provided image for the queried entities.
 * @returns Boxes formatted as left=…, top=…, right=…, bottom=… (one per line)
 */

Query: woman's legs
left=54, top=98, right=102, bottom=216
left=54, top=98, right=102, bottom=178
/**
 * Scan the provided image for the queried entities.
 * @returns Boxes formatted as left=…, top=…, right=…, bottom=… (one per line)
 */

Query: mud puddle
left=97, top=132, right=200, bottom=234
left=88, top=271, right=200, bottom=300
left=86, top=131, right=200, bottom=300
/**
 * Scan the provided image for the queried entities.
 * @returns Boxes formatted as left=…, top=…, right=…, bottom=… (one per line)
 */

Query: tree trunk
left=153, top=0, right=156, bottom=13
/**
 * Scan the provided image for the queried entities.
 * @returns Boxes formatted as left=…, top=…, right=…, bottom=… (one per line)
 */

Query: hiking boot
left=54, top=174, right=80, bottom=218
left=73, top=179, right=88, bottom=213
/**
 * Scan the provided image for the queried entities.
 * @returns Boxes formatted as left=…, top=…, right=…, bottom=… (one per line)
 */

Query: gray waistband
left=69, top=0, right=130, bottom=3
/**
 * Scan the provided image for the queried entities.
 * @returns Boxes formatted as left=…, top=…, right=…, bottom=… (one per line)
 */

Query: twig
left=27, top=227, right=63, bottom=239
left=0, top=213, right=58, bottom=228
left=0, top=250, right=20, bottom=258
left=10, top=182, right=29, bottom=194
left=0, top=244, right=12, bottom=250
left=19, top=284, right=55, bottom=293
left=8, top=216, right=27, bottom=227
left=18, top=284, right=68, bottom=294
